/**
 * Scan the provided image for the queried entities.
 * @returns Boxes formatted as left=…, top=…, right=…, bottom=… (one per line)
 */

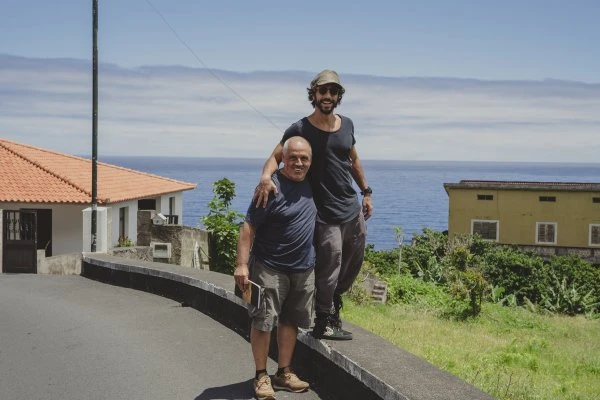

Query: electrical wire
left=144, top=0, right=283, bottom=133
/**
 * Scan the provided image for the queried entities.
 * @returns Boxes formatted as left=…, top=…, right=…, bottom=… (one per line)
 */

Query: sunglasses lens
left=318, top=86, right=340, bottom=95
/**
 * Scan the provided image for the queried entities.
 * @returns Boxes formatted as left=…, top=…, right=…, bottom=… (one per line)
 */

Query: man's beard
left=316, top=99, right=338, bottom=114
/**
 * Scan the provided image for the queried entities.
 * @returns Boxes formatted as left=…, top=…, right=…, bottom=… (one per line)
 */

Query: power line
left=143, top=0, right=282, bottom=133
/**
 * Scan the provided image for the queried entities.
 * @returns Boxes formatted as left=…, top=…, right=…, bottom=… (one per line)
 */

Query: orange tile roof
left=0, top=138, right=196, bottom=204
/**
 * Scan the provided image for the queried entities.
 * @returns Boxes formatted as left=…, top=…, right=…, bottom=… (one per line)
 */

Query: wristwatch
left=360, top=186, right=373, bottom=196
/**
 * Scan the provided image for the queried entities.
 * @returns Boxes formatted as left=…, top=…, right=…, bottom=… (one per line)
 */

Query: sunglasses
left=317, top=85, right=340, bottom=96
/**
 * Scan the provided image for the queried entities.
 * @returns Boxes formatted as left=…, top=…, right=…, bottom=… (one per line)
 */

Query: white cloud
left=1, top=54, right=599, bottom=162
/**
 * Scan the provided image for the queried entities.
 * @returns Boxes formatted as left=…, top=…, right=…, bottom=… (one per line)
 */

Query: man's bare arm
left=349, top=145, right=373, bottom=220
left=234, top=221, right=256, bottom=292
left=253, top=143, right=284, bottom=208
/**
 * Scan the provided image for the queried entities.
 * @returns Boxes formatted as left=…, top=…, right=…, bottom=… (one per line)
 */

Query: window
left=539, top=196, right=556, bottom=202
left=471, top=220, right=499, bottom=241
left=593, top=197, right=600, bottom=204
left=590, top=225, right=600, bottom=246
left=138, top=199, right=156, bottom=210
left=477, top=194, right=494, bottom=200
left=536, top=222, right=557, bottom=244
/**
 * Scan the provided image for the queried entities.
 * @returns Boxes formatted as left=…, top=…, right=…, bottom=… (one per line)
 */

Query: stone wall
left=109, top=246, right=153, bottom=261
left=148, top=224, right=211, bottom=270
left=132, top=210, right=212, bottom=270
left=516, top=244, right=600, bottom=265
left=137, top=210, right=154, bottom=246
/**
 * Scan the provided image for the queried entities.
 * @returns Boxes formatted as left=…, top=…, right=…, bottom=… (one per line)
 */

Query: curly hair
left=307, top=85, right=345, bottom=107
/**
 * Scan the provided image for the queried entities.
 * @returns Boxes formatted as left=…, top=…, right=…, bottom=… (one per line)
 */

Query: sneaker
left=272, top=371, right=309, bottom=393
left=253, top=374, right=276, bottom=400
left=312, top=314, right=353, bottom=340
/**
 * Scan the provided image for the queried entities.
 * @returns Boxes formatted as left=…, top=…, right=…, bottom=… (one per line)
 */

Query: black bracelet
left=360, top=186, right=372, bottom=196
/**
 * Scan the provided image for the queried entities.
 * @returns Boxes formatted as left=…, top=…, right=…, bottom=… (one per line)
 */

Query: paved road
left=0, top=275, right=322, bottom=400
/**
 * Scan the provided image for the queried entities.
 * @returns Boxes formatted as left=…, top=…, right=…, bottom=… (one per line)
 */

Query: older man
left=235, top=136, right=316, bottom=400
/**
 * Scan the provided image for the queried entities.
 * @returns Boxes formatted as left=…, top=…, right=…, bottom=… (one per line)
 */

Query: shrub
left=543, top=255, right=600, bottom=307
left=201, top=178, right=243, bottom=275
left=541, top=272, right=599, bottom=315
left=402, top=229, right=449, bottom=278
left=364, top=244, right=401, bottom=276
left=446, top=269, right=489, bottom=317
left=118, top=236, right=134, bottom=247
left=385, top=273, right=451, bottom=310
left=480, top=246, right=546, bottom=305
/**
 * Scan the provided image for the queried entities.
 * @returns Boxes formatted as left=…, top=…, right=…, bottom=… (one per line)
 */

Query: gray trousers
left=314, top=212, right=367, bottom=314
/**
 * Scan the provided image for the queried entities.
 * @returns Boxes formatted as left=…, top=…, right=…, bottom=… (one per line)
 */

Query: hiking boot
left=253, top=374, right=276, bottom=400
left=272, top=370, right=309, bottom=393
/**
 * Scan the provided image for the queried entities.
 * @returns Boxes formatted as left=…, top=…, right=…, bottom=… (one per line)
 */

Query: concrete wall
left=37, top=251, right=82, bottom=275
left=149, top=224, right=210, bottom=269
left=178, top=227, right=210, bottom=269
left=447, top=188, right=600, bottom=247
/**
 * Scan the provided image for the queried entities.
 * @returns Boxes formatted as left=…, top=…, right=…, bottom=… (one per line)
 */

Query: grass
left=341, top=299, right=600, bottom=400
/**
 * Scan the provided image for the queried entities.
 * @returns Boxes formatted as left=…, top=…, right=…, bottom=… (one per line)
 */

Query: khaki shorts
left=250, top=258, right=315, bottom=332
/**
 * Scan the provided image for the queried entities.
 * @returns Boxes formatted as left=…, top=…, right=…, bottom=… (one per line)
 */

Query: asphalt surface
left=0, top=274, right=322, bottom=400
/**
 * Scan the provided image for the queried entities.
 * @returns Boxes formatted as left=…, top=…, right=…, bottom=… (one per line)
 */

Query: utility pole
left=91, top=0, right=98, bottom=252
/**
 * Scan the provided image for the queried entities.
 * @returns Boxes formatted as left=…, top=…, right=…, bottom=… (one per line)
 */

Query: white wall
left=108, top=200, right=138, bottom=247
left=0, top=202, right=87, bottom=255
left=157, top=192, right=184, bottom=224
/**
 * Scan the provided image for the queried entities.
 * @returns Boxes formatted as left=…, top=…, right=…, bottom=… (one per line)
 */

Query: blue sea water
left=103, top=157, right=600, bottom=250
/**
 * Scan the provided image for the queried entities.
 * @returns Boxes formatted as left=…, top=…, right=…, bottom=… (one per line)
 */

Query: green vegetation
left=342, top=300, right=600, bottom=400
left=344, top=228, right=600, bottom=399
left=200, top=178, right=243, bottom=274
left=199, top=180, right=600, bottom=398
left=118, top=235, right=134, bottom=247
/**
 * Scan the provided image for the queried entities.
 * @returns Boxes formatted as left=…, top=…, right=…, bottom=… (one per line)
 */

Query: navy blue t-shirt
left=245, top=170, right=317, bottom=272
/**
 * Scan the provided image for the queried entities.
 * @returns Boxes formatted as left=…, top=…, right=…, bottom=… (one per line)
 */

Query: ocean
left=102, top=157, right=600, bottom=250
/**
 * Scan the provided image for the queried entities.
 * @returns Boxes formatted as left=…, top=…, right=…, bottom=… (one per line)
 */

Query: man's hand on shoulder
left=253, top=176, right=278, bottom=208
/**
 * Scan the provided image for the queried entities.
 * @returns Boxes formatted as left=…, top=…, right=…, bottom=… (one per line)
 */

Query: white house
left=0, top=138, right=196, bottom=273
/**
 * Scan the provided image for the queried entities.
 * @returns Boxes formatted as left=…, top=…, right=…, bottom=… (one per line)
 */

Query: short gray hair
left=282, top=136, right=312, bottom=156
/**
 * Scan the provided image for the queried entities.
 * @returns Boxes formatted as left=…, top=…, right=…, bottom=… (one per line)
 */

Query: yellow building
left=443, top=181, right=600, bottom=252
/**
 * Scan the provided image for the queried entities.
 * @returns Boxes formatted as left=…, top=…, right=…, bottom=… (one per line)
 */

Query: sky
left=1, top=0, right=600, bottom=162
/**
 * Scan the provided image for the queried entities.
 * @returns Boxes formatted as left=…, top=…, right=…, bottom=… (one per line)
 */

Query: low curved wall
left=81, top=253, right=494, bottom=400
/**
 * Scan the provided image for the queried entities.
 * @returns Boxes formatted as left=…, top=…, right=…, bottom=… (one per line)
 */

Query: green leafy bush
left=541, top=272, right=599, bottom=315
left=480, top=246, right=546, bottom=305
left=542, top=255, right=600, bottom=312
left=364, top=244, right=401, bottom=276
left=385, top=273, right=451, bottom=310
left=201, top=178, right=243, bottom=275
